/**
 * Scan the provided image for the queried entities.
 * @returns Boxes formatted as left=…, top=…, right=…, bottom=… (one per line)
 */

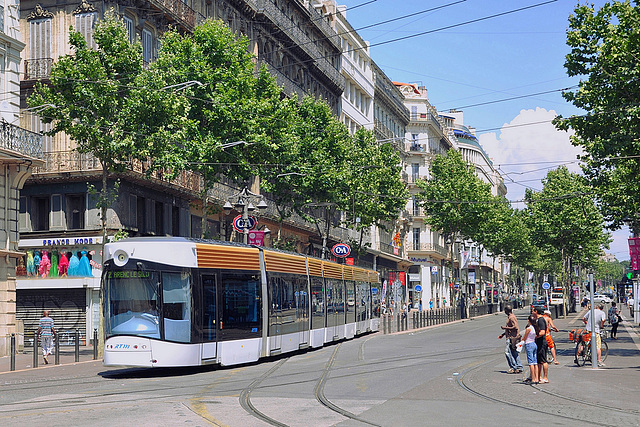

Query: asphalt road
left=1, top=309, right=639, bottom=426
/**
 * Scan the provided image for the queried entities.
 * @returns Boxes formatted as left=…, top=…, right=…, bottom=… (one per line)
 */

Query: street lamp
left=222, top=187, right=268, bottom=244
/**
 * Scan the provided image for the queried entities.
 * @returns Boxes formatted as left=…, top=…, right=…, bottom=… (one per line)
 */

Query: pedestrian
left=36, top=310, right=56, bottom=365
left=419, top=299, right=423, bottom=312
left=533, top=307, right=549, bottom=383
left=582, top=304, right=607, bottom=366
left=402, top=301, right=407, bottom=320
left=608, top=302, right=620, bottom=339
left=498, top=305, right=523, bottom=374
left=522, top=314, right=538, bottom=384
left=543, top=310, right=560, bottom=365
left=429, top=299, right=433, bottom=310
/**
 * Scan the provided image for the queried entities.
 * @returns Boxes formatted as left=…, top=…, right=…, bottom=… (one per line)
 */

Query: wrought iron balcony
left=149, top=0, right=196, bottom=31
left=409, top=242, right=449, bottom=258
left=0, top=121, right=43, bottom=159
left=24, top=58, right=53, bottom=81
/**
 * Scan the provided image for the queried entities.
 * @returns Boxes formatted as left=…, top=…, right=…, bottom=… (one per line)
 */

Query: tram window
left=162, top=272, right=191, bottom=343
left=220, top=272, right=261, bottom=341
left=310, top=277, right=324, bottom=330
left=346, top=281, right=356, bottom=323
left=104, top=270, right=160, bottom=338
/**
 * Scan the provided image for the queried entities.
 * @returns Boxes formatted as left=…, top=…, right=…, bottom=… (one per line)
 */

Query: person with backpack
left=608, top=302, right=620, bottom=339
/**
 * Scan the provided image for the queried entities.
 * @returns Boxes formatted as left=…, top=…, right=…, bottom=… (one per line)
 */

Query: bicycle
left=574, top=329, right=609, bottom=366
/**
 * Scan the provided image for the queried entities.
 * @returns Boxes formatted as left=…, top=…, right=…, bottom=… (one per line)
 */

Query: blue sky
left=340, top=0, right=630, bottom=261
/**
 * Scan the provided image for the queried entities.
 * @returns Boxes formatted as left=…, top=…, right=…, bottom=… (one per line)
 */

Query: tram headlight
left=113, top=249, right=129, bottom=267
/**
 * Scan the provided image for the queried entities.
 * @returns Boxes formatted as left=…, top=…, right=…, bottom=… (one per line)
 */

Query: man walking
left=534, top=307, right=549, bottom=383
left=36, top=310, right=56, bottom=364
left=498, top=305, right=522, bottom=374
left=583, top=304, right=607, bottom=366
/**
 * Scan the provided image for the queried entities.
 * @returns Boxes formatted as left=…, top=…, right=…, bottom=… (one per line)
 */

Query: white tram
left=102, top=237, right=380, bottom=367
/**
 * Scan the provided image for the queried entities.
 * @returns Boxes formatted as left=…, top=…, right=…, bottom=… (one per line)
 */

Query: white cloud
left=479, top=107, right=582, bottom=206
left=479, top=107, right=629, bottom=261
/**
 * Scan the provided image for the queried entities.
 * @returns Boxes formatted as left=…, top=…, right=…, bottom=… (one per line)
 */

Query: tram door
left=201, top=275, right=217, bottom=360
left=326, top=279, right=344, bottom=340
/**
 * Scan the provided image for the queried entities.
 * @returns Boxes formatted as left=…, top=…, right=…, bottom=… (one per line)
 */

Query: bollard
left=10, top=333, right=15, bottom=371
left=396, top=313, right=400, bottom=332
left=383, top=314, right=387, bottom=334
left=75, top=329, right=80, bottom=362
left=412, top=312, right=416, bottom=329
left=93, top=329, right=98, bottom=360
left=33, top=332, right=38, bottom=368
left=55, top=335, right=60, bottom=365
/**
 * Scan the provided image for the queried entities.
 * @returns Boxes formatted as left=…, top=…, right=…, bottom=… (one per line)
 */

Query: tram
left=102, top=237, right=380, bottom=367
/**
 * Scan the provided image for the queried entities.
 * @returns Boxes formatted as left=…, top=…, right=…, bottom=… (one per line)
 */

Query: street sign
left=232, top=215, right=257, bottom=232
left=542, top=282, right=550, bottom=290
left=415, top=285, right=422, bottom=292
left=331, top=243, right=351, bottom=258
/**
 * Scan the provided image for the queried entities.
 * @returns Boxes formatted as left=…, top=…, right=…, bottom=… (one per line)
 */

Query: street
left=1, top=309, right=639, bottom=426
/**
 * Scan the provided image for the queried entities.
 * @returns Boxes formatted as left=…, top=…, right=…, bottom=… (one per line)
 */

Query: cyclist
left=581, top=304, right=607, bottom=367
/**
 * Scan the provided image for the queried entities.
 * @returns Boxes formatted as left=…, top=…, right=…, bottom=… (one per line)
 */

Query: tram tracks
left=456, top=356, right=639, bottom=426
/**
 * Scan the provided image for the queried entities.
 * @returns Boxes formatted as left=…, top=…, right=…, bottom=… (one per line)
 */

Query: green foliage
left=523, top=166, right=610, bottom=273
left=415, top=150, right=492, bottom=240
left=555, top=1, right=640, bottom=233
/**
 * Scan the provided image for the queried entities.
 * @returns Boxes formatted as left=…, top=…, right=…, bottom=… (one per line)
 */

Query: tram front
left=102, top=238, right=196, bottom=367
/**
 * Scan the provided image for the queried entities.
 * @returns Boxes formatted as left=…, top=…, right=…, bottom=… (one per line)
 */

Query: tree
left=343, top=129, right=408, bottom=260
left=555, top=1, right=640, bottom=232
left=523, top=166, right=610, bottom=312
left=415, top=150, right=493, bottom=302
left=28, top=11, right=188, bottom=243
left=150, top=19, right=291, bottom=236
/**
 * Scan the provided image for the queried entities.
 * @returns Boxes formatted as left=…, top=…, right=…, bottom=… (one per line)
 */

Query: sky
left=340, top=0, right=630, bottom=261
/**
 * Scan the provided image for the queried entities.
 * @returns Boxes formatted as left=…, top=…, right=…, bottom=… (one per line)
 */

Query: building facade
left=0, top=0, right=43, bottom=354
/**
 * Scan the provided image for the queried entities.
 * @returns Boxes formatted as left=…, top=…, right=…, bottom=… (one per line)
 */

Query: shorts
left=525, top=342, right=538, bottom=365
left=536, top=339, right=548, bottom=364
left=546, top=333, right=555, bottom=349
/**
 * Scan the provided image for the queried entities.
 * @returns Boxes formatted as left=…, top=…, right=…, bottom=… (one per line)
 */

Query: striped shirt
left=39, top=316, right=54, bottom=336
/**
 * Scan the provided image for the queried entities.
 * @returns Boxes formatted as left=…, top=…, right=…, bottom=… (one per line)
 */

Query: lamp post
left=222, top=187, right=268, bottom=244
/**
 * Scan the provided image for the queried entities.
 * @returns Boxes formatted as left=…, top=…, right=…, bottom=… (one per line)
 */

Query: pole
left=242, top=200, right=249, bottom=244
left=10, top=333, right=15, bottom=371
left=589, top=272, right=597, bottom=369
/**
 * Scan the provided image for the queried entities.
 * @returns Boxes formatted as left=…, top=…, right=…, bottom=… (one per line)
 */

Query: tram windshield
left=105, top=270, right=161, bottom=339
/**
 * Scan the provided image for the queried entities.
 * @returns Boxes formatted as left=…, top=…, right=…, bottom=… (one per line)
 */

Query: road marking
left=620, top=317, right=640, bottom=352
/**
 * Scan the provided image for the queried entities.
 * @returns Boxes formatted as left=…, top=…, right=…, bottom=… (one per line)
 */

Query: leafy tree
left=343, top=129, right=408, bottom=259
left=150, top=19, right=291, bottom=236
left=28, top=12, right=188, bottom=242
left=524, top=166, right=610, bottom=312
left=416, top=150, right=493, bottom=243
left=555, top=1, right=640, bottom=232
left=415, top=149, right=493, bottom=301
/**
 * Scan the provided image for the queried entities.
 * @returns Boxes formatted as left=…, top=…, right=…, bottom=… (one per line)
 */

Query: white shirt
left=584, top=309, right=607, bottom=333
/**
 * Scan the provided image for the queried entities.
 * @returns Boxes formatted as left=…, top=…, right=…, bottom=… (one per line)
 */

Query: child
left=522, top=314, right=539, bottom=384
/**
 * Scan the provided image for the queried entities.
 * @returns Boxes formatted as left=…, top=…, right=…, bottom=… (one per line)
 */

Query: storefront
left=15, top=236, right=103, bottom=345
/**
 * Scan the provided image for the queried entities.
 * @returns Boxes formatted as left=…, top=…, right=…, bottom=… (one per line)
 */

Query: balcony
left=31, top=151, right=202, bottom=194
left=409, top=242, right=449, bottom=258
left=0, top=122, right=43, bottom=159
left=149, top=0, right=196, bottom=31
left=254, top=0, right=343, bottom=90
left=24, top=58, right=53, bottom=81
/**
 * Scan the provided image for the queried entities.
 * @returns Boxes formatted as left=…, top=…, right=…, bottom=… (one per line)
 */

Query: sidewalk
left=0, top=345, right=99, bottom=374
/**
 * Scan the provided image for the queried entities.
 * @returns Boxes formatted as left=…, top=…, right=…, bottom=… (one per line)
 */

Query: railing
left=32, top=151, right=202, bottom=194
left=410, top=243, right=449, bottom=258
left=149, top=0, right=196, bottom=30
left=256, top=0, right=343, bottom=90
left=380, top=307, right=458, bottom=334
left=0, top=122, right=43, bottom=159
left=24, top=58, right=53, bottom=80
